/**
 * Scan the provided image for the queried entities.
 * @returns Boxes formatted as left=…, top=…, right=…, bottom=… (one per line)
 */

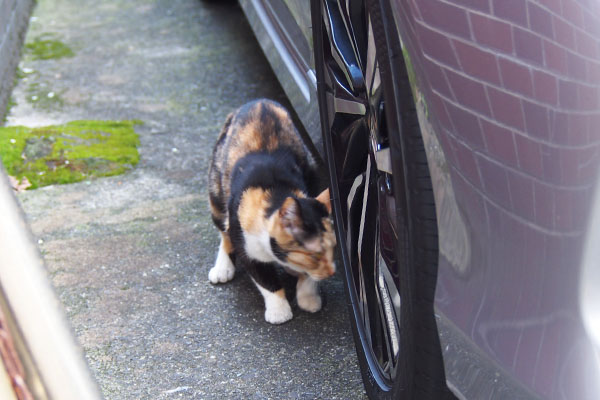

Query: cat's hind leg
left=296, top=274, right=322, bottom=313
left=247, top=262, right=293, bottom=324
left=208, top=232, right=235, bottom=284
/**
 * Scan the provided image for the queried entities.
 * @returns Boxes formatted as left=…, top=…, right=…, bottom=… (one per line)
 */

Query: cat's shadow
left=219, top=267, right=340, bottom=328
left=238, top=268, right=328, bottom=307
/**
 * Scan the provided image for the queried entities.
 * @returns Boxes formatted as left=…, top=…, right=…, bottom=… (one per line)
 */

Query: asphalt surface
left=9, top=0, right=367, bottom=399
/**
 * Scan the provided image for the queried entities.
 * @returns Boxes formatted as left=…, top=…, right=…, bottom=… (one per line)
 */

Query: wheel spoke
left=347, top=173, right=365, bottom=315
left=334, top=96, right=366, bottom=116
left=322, top=0, right=364, bottom=94
left=355, top=157, right=397, bottom=373
left=347, top=172, right=374, bottom=342
left=326, top=70, right=364, bottom=112
left=372, top=147, right=392, bottom=175
left=359, top=163, right=380, bottom=365
left=364, top=17, right=380, bottom=98
left=346, top=174, right=364, bottom=217
left=340, top=118, right=368, bottom=182
left=359, top=257, right=370, bottom=340
left=357, top=156, right=371, bottom=271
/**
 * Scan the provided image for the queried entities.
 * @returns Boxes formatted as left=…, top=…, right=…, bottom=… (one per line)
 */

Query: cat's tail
left=214, top=111, right=234, bottom=148
left=208, top=112, right=235, bottom=233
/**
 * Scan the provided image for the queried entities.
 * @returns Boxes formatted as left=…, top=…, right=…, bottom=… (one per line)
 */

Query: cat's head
left=268, top=189, right=336, bottom=280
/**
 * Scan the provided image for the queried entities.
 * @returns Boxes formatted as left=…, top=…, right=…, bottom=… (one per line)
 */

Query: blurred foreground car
left=239, top=0, right=600, bottom=399
left=0, top=169, right=100, bottom=400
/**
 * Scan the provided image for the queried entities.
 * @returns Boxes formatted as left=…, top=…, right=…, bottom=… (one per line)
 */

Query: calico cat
left=208, top=99, right=336, bottom=324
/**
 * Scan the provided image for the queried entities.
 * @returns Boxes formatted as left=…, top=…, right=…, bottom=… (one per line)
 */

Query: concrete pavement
left=8, top=0, right=367, bottom=398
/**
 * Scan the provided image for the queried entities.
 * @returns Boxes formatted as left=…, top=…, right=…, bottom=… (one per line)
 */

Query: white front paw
left=209, top=242, right=235, bottom=284
left=296, top=275, right=321, bottom=313
left=264, top=301, right=293, bottom=324
left=297, top=294, right=322, bottom=313
left=208, top=263, right=234, bottom=284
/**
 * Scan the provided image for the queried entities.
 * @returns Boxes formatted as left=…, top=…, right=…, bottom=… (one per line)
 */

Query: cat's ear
left=316, top=188, right=332, bottom=214
left=279, top=197, right=303, bottom=235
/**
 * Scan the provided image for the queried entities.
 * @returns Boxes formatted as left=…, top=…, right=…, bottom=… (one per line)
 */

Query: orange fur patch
left=220, top=232, right=233, bottom=254
left=269, top=223, right=294, bottom=251
left=238, top=187, right=271, bottom=234
left=316, top=188, right=332, bottom=214
left=287, top=251, right=319, bottom=270
left=271, top=103, right=289, bottom=120
left=268, top=200, right=296, bottom=246
left=266, top=133, right=279, bottom=152
left=293, top=189, right=306, bottom=198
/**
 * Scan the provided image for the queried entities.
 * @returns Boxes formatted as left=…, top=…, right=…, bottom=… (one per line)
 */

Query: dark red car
left=240, top=0, right=600, bottom=399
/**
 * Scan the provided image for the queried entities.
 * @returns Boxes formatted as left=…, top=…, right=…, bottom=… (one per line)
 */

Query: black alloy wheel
left=312, top=0, right=455, bottom=398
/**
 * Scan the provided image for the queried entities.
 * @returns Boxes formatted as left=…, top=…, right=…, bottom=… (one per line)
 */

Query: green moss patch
left=0, top=120, right=141, bottom=189
left=26, top=82, right=64, bottom=110
left=25, top=34, right=74, bottom=60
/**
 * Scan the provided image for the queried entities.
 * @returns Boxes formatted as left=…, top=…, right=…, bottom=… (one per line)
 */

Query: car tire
left=312, top=0, right=455, bottom=398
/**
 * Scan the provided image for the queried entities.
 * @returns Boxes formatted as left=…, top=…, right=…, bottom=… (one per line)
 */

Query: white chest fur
left=243, top=230, right=275, bottom=263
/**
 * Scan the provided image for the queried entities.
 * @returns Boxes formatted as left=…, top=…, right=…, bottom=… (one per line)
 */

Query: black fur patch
left=230, top=147, right=307, bottom=215
left=211, top=214, right=226, bottom=233
left=259, top=102, right=283, bottom=133
left=209, top=192, right=226, bottom=215
left=294, top=198, right=328, bottom=240
left=245, top=260, right=284, bottom=292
